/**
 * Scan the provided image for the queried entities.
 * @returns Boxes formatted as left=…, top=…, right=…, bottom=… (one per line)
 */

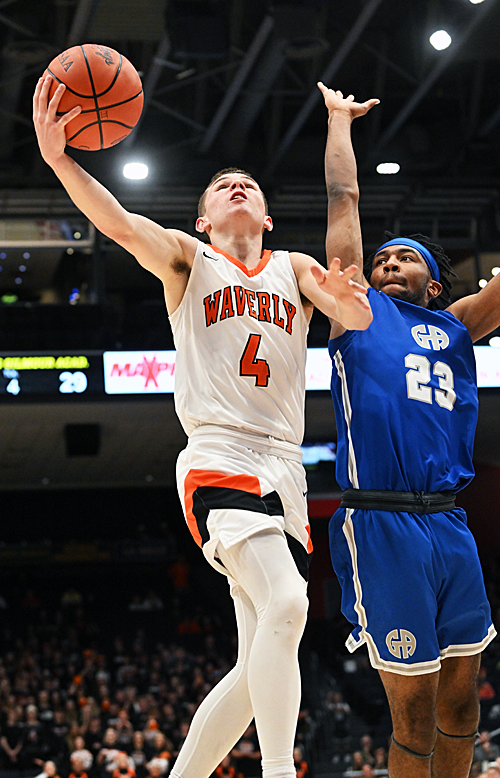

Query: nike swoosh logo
left=303, top=491, right=308, bottom=497
left=203, top=251, right=219, bottom=261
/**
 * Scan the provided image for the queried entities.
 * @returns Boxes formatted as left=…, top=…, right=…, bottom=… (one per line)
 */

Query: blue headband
left=375, top=238, right=440, bottom=281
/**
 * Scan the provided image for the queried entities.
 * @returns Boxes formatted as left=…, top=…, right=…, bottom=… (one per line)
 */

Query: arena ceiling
left=0, top=0, right=499, bottom=195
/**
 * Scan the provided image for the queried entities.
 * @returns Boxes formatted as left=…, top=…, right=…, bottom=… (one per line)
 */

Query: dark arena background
left=1, top=1, right=500, bottom=777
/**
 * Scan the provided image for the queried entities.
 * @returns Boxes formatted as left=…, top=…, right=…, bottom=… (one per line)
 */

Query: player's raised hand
left=33, top=76, right=81, bottom=166
left=311, top=258, right=372, bottom=330
left=317, top=82, right=379, bottom=119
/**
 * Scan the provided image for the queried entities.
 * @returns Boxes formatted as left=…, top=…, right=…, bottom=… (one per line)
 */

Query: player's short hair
left=364, top=231, right=457, bottom=309
left=197, top=167, right=268, bottom=216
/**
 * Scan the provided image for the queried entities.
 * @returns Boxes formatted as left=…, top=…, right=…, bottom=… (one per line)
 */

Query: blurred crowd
left=0, top=579, right=311, bottom=778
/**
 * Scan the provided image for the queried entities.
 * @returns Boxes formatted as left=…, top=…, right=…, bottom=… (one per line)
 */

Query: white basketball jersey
left=169, top=240, right=309, bottom=445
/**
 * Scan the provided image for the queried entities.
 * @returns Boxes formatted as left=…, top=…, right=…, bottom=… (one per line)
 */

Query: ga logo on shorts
left=386, top=628, right=417, bottom=659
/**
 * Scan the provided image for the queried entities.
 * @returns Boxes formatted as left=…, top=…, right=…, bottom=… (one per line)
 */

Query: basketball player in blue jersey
left=314, top=83, right=499, bottom=778
left=33, top=76, right=372, bottom=778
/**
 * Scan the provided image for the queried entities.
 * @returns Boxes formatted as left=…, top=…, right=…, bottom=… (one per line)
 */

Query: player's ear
left=428, top=280, right=443, bottom=299
left=196, top=215, right=210, bottom=234
left=264, top=215, right=273, bottom=232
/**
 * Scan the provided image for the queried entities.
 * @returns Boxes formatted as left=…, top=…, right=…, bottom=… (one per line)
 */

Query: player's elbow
left=326, top=181, right=359, bottom=204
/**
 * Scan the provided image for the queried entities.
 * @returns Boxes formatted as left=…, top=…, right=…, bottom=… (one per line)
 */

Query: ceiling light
left=429, top=30, right=452, bottom=50
left=23, top=252, right=30, bottom=259
left=491, top=266, right=500, bottom=276
left=478, top=279, right=488, bottom=288
left=376, top=162, right=400, bottom=175
left=489, top=336, right=500, bottom=348
left=123, top=162, right=149, bottom=180
left=469, top=0, right=485, bottom=4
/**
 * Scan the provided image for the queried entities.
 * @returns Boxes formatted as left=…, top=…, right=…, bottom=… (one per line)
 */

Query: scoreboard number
left=58, top=371, right=88, bottom=394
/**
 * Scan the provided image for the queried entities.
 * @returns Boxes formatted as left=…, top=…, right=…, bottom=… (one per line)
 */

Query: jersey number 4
left=405, top=353, right=456, bottom=411
left=240, top=334, right=270, bottom=387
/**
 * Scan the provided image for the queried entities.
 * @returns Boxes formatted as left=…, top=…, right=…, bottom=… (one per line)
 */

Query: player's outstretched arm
left=447, top=272, right=500, bottom=342
left=33, top=75, right=197, bottom=311
left=291, top=253, right=372, bottom=331
left=318, top=83, right=379, bottom=283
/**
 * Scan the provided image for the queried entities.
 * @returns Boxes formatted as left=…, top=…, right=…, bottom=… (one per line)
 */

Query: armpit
left=171, top=257, right=191, bottom=275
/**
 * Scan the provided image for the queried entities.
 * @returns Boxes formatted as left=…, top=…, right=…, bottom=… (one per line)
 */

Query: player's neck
left=209, top=231, right=264, bottom=270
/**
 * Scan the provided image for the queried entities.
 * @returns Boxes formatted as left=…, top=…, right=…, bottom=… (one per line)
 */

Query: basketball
left=45, top=43, right=144, bottom=151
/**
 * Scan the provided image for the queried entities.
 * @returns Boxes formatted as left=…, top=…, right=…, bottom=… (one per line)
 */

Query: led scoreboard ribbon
left=0, top=352, right=104, bottom=398
left=0, top=347, right=499, bottom=400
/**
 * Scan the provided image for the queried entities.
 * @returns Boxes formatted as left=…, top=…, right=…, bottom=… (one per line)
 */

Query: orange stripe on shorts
left=183, top=469, right=261, bottom=548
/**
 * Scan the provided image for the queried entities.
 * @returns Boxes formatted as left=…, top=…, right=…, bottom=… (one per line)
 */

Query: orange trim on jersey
left=305, top=523, right=314, bottom=554
left=209, top=245, right=272, bottom=277
left=183, top=468, right=262, bottom=548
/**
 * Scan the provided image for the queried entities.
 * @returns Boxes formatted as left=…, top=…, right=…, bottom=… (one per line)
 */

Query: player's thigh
left=217, top=529, right=308, bottom=624
left=435, top=510, right=494, bottom=655
left=330, top=508, right=442, bottom=671
left=379, top=668, right=439, bottom=739
left=435, top=654, right=481, bottom=731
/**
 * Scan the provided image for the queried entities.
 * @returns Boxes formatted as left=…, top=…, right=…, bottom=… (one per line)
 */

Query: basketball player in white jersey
left=33, top=75, right=373, bottom=778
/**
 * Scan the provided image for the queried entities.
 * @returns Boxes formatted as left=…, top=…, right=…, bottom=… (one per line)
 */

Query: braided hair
left=364, top=231, right=457, bottom=310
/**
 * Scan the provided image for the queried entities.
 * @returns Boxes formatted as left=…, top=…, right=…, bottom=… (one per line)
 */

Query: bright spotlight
left=376, top=162, right=401, bottom=175
left=469, top=0, right=485, bottom=4
left=429, top=30, right=452, bottom=50
left=491, top=266, right=500, bottom=276
left=489, top=336, right=500, bottom=348
left=123, top=162, right=149, bottom=180
left=478, top=278, right=488, bottom=288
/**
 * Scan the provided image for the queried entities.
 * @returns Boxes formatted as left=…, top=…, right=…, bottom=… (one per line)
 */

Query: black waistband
left=340, top=488, right=456, bottom=514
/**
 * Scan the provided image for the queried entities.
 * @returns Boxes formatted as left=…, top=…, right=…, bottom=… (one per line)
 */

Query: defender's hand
left=317, top=83, right=379, bottom=119
left=311, top=258, right=372, bottom=330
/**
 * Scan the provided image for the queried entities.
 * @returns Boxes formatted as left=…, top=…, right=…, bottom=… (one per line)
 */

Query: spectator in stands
left=0, top=707, right=23, bottom=767
left=359, top=734, right=375, bottom=766
left=116, top=709, right=134, bottom=749
left=34, top=759, right=61, bottom=778
left=70, top=735, right=94, bottom=772
left=145, top=761, right=164, bottom=778
left=469, top=762, right=482, bottom=778
left=146, top=756, right=168, bottom=778
left=373, top=745, right=388, bottom=770
left=214, top=755, right=236, bottom=778
left=474, top=731, right=500, bottom=765
left=38, top=691, right=54, bottom=725
left=293, top=746, right=308, bottom=778
left=351, top=751, right=365, bottom=771
left=85, top=717, right=103, bottom=760
left=22, top=704, right=51, bottom=770
left=50, top=707, right=70, bottom=766
left=96, top=728, right=121, bottom=778
left=69, top=755, right=90, bottom=778
left=477, top=665, right=496, bottom=718
left=481, top=766, right=500, bottom=778
left=112, top=751, right=136, bottom=778
left=130, top=731, right=148, bottom=778
left=361, top=766, right=375, bottom=778
left=231, top=725, right=261, bottom=778
left=143, top=717, right=160, bottom=747
left=147, top=731, right=171, bottom=765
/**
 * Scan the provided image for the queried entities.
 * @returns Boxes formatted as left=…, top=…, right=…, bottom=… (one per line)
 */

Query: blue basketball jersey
left=328, top=287, right=478, bottom=493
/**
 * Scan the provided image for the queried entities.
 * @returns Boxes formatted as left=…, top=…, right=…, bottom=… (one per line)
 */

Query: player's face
left=197, top=173, right=272, bottom=236
left=370, top=245, right=442, bottom=307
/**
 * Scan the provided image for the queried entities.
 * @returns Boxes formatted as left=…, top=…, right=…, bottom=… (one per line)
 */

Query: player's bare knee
left=437, top=687, right=479, bottom=735
left=389, top=689, right=437, bottom=750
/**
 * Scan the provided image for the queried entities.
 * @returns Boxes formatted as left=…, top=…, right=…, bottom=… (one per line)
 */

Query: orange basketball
left=45, top=43, right=144, bottom=150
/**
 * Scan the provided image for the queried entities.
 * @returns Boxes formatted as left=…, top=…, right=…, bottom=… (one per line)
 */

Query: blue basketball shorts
left=329, top=506, right=496, bottom=675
